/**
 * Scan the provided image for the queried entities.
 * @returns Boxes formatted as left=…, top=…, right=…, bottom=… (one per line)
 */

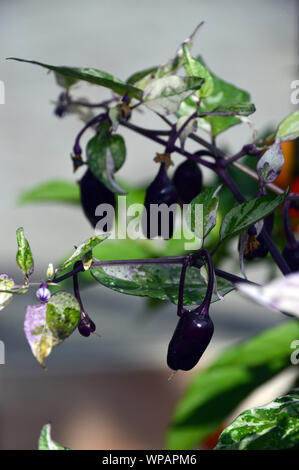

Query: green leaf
left=182, top=44, right=214, bottom=98
left=220, top=191, right=288, bottom=241
left=54, top=72, right=78, bottom=89
left=276, top=110, right=299, bottom=142
left=215, top=389, right=299, bottom=450
left=18, top=180, right=80, bottom=205
left=46, top=291, right=81, bottom=341
left=58, top=235, right=108, bottom=271
left=16, top=227, right=34, bottom=277
left=203, top=103, right=256, bottom=117
left=126, top=66, right=158, bottom=85
left=91, top=261, right=233, bottom=306
left=86, top=121, right=127, bottom=194
left=188, top=185, right=222, bottom=239
left=178, top=58, right=251, bottom=136
left=39, top=424, right=69, bottom=450
left=143, top=75, right=204, bottom=115
left=8, top=58, right=143, bottom=100
left=166, top=320, right=299, bottom=450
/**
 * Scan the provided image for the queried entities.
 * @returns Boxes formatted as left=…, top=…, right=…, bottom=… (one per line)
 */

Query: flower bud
left=167, top=309, right=214, bottom=371
left=78, top=315, right=96, bottom=337
left=282, top=244, right=299, bottom=272
left=142, top=164, right=177, bottom=239
left=54, top=104, right=68, bottom=118
left=172, top=160, right=202, bottom=204
left=36, top=284, right=51, bottom=303
left=79, top=169, right=115, bottom=229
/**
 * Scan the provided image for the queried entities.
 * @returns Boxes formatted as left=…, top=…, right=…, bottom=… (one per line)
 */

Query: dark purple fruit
left=142, top=163, right=177, bottom=239
left=167, top=309, right=214, bottom=371
left=172, top=160, right=202, bottom=204
left=282, top=244, right=299, bottom=272
left=80, top=169, right=115, bottom=230
left=244, top=213, right=274, bottom=260
left=78, top=316, right=96, bottom=337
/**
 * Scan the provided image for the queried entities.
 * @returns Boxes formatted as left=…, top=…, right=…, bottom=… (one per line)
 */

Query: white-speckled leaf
left=91, top=261, right=234, bottom=306
left=143, top=75, right=204, bottom=115
left=256, top=141, right=284, bottom=183
left=215, top=389, right=299, bottom=450
left=59, top=235, right=108, bottom=271
left=0, top=274, right=15, bottom=311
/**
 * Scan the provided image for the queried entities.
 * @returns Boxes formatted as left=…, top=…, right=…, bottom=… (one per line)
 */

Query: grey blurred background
left=0, top=0, right=298, bottom=449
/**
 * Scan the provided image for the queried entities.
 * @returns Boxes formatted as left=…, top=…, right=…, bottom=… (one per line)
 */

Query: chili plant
left=2, top=24, right=299, bottom=450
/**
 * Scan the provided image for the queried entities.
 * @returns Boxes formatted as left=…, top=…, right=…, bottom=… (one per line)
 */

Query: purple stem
left=53, top=255, right=256, bottom=287
left=120, top=120, right=216, bottom=170
left=73, top=113, right=107, bottom=155
left=193, top=249, right=214, bottom=316
left=72, top=262, right=85, bottom=315
left=177, top=254, right=193, bottom=316
left=224, top=143, right=262, bottom=167
left=283, top=199, right=297, bottom=249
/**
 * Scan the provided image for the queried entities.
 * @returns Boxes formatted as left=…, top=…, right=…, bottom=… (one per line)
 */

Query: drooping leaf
left=166, top=320, right=299, bottom=450
left=16, top=227, right=34, bottom=277
left=24, top=303, right=54, bottom=368
left=58, top=235, right=108, bottom=271
left=219, top=191, right=288, bottom=241
left=18, top=180, right=80, bottom=205
left=188, top=185, right=222, bottom=239
left=46, top=291, right=81, bottom=341
left=104, top=134, right=127, bottom=193
left=0, top=274, right=15, bottom=311
left=86, top=121, right=127, bottom=194
left=143, top=75, right=204, bottom=115
left=182, top=44, right=214, bottom=98
left=215, top=389, right=299, bottom=450
left=91, top=261, right=233, bottom=306
left=24, top=291, right=81, bottom=368
left=276, top=110, right=299, bottom=142
left=8, top=58, right=143, bottom=100
left=256, top=141, right=284, bottom=183
left=39, top=424, right=69, bottom=450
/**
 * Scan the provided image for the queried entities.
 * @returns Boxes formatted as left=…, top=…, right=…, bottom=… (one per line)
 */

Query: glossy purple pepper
left=80, top=169, right=115, bottom=230
left=172, top=160, right=202, bottom=204
left=142, top=163, right=177, bottom=239
left=167, top=309, right=214, bottom=371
